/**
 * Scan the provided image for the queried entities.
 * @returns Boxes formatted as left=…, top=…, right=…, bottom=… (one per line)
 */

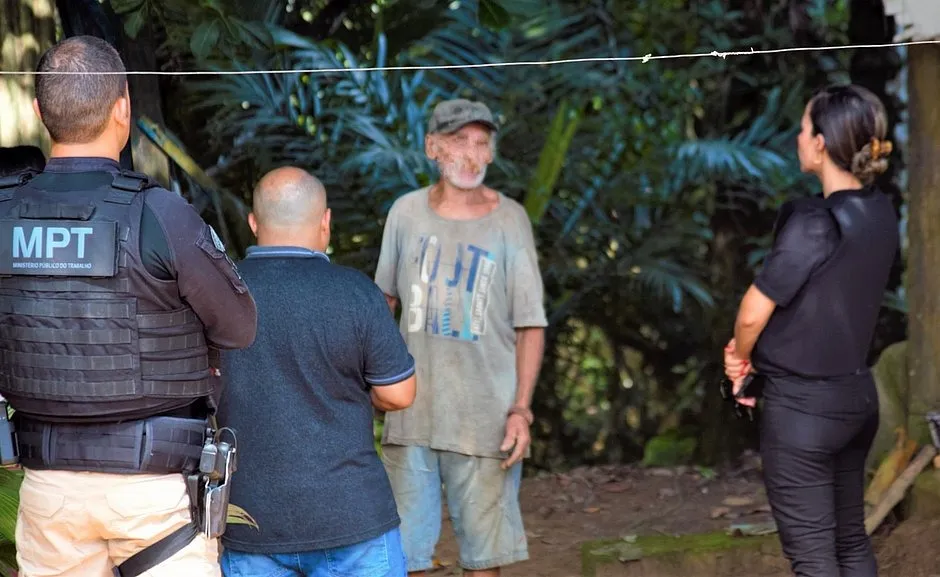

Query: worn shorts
left=16, top=468, right=219, bottom=577
left=220, top=527, right=407, bottom=577
left=381, top=444, right=528, bottom=572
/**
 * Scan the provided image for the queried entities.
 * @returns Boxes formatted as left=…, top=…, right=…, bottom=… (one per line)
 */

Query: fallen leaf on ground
left=622, top=534, right=638, bottom=543
left=727, top=521, right=778, bottom=537
left=584, top=507, right=601, bottom=513
left=604, top=481, right=632, bottom=493
left=710, top=506, right=731, bottom=519
left=722, top=496, right=755, bottom=507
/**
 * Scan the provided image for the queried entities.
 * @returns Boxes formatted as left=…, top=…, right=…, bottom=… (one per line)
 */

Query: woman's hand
left=724, top=339, right=756, bottom=408
left=731, top=377, right=757, bottom=408
left=723, top=339, right=751, bottom=380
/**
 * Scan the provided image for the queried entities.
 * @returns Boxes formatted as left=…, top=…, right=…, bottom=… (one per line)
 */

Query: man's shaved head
left=252, top=167, right=327, bottom=228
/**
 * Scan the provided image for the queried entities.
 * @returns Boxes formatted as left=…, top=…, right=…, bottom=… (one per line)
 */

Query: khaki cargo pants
left=15, top=468, right=219, bottom=577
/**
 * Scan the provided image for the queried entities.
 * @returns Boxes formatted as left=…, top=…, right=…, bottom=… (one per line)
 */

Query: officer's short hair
left=0, top=145, right=45, bottom=177
left=35, top=35, right=128, bottom=144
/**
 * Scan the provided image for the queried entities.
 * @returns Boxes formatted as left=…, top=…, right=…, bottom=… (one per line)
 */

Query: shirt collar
left=245, top=245, right=330, bottom=262
left=44, top=157, right=122, bottom=174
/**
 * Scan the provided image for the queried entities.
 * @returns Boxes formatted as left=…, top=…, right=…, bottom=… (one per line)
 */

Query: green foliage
left=525, top=99, right=581, bottom=224
left=104, top=0, right=861, bottom=470
left=641, top=432, right=698, bottom=467
left=0, top=469, right=22, bottom=577
left=478, top=0, right=511, bottom=30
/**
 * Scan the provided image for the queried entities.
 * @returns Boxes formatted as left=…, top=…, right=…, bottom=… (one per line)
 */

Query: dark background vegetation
left=32, top=0, right=915, bottom=471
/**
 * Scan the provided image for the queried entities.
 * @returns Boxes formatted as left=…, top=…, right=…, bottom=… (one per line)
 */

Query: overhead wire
left=0, top=38, right=936, bottom=76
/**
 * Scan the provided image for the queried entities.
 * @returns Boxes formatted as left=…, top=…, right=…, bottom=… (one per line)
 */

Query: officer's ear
left=32, top=99, right=42, bottom=123
left=321, top=208, right=331, bottom=233
left=247, top=212, right=258, bottom=236
left=112, top=93, right=131, bottom=128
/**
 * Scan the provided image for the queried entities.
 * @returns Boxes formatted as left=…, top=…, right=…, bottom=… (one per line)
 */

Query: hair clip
left=870, top=138, right=893, bottom=160
left=881, top=139, right=893, bottom=157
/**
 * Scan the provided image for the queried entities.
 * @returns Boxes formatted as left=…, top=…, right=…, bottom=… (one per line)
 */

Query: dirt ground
left=426, top=451, right=940, bottom=577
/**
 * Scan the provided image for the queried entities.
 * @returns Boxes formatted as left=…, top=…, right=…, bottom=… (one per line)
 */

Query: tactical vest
left=0, top=169, right=213, bottom=422
left=752, top=187, right=899, bottom=378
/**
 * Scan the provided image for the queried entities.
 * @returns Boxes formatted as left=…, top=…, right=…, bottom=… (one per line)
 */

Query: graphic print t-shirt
left=374, top=187, right=548, bottom=458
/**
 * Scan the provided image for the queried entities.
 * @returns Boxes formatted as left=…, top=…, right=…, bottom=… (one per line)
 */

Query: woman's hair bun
left=851, top=137, right=892, bottom=183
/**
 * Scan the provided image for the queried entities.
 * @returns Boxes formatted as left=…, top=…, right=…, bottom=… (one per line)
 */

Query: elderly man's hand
left=500, top=413, right=531, bottom=470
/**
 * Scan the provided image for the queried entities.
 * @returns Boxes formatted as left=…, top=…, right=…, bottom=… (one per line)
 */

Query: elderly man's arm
left=375, top=201, right=401, bottom=316
left=501, top=211, right=549, bottom=469
left=512, top=327, right=544, bottom=412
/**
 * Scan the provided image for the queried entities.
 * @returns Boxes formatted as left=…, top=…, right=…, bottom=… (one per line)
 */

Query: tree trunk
left=55, top=0, right=170, bottom=185
left=117, top=10, right=170, bottom=187
left=0, top=0, right=57, bottom=151
left=905, top=42, right=940, bottom=444
left=849, top=0, right=907, bottom=360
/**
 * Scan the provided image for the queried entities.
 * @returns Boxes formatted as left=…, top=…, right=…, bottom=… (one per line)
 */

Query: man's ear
left=248, top=212, right=258, bottom=236
left=32, top=98, right=42, bottom=122
left=425, top=134, right=438, bottom=160
left=483, top=135, right=495, bottom=164
left=113, top=94, right=131, bottom=128
left=322, top=207, right=331, bottom=233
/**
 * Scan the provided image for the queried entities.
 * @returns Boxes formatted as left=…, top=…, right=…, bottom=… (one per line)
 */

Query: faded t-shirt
left=374, top=186, right=548, bottom=459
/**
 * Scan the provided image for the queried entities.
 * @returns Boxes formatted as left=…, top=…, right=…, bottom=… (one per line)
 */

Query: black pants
left=759, top=371, right=880, bottom=577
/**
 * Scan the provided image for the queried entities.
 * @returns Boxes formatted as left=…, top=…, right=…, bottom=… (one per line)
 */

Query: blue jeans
left=381, top=445, right=528, bottom=572
left=221, top=527, right=407, bottom=577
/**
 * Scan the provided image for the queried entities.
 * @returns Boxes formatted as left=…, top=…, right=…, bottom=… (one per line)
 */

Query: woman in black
left=724, top=84, right=898, bottom=577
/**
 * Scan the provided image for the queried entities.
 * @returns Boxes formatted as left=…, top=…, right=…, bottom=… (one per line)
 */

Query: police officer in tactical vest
left=0, top=36, right=257, bottom=577
left=724, top=84, right=898, bottom=577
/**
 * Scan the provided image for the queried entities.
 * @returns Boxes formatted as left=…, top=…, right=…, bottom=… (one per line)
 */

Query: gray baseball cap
left=428, top=99, right=498, bottom=134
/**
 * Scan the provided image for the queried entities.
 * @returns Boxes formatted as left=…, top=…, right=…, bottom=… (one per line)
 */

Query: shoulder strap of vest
left=111, top=169, right=158, bottom=192
left=107, top=169, right=159, bottom=205
left=0, top=171, right=36, bottom=201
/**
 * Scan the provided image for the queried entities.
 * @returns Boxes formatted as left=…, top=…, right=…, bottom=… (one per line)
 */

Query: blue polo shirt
left=217, top=245, right=415, bottom=553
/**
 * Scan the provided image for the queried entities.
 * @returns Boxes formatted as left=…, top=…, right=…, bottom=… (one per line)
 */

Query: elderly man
left=217, top=166, right=416, bottom=577
left=374, top=99, right=548, bottom=576
left=0, top=35, right=257, bottom=577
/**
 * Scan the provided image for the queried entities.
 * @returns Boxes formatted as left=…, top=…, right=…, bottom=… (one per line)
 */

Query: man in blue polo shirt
left=217, top=166, right=417, bottom=576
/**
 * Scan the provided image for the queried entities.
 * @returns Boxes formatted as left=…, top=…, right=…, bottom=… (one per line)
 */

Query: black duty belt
left=12, top=414, right=234, bottom=577
left=15, top=415, right=208, bottom=475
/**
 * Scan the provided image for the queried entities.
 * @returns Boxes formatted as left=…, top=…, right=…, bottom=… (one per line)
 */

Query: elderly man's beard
left=438, top=158, right=487, bottom=190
